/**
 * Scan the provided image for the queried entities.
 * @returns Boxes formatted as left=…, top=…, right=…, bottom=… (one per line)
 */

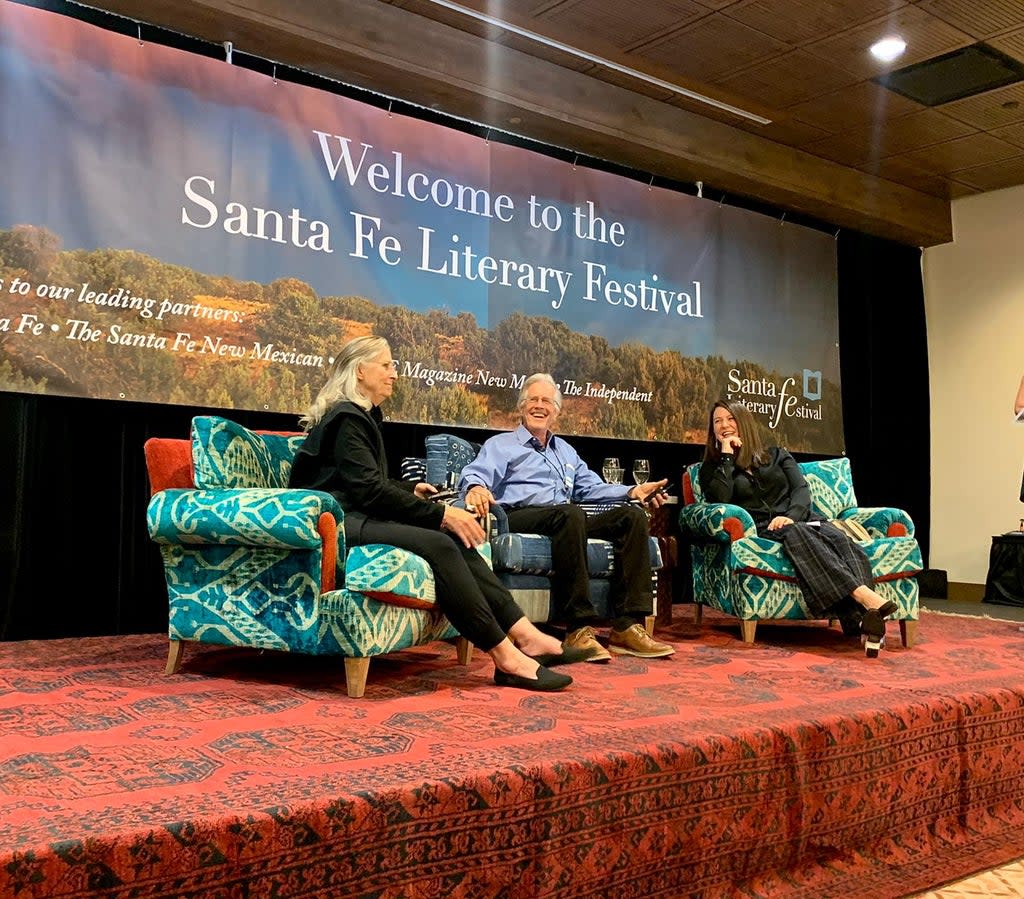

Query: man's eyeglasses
left=526, top=395, right=556, bottom=407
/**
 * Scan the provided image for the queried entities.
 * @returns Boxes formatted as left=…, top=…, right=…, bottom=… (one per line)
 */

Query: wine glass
left=632, top=459, right=650, bottom=485
left=602, top=457, right=620, bottom=483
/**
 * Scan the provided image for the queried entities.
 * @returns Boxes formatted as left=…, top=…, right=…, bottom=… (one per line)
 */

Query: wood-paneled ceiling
left=80, top=0, right=1024, bottom=246
left=390, top=0, right=1024, bottom=217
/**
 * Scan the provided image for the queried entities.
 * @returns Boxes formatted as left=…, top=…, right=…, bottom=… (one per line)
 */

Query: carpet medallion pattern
left=1, top=610, right=1024, bottom=897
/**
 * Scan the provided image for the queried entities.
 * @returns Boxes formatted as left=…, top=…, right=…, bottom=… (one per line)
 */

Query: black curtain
left=837, top=232, right=930, bottom=564
left=0, top=228, right=930, bottom=641
left=0, top=390, right=700, bottom=640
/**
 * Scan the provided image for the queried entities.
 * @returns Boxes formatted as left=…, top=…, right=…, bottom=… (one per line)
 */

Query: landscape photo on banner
left=0, top=1, right=842, bottom=451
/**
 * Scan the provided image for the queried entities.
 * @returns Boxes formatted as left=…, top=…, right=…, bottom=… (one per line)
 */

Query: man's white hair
left=517, top=372, right=563, bottom=412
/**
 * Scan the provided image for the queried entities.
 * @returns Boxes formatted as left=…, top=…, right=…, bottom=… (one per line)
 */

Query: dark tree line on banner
left=0, top=225, right=841, bottom=446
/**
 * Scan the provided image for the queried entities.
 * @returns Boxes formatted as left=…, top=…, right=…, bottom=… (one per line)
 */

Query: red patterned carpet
left=2, top=608, right=1024, bottom=898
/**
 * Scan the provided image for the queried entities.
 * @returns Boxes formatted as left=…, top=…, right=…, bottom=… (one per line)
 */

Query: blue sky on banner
left=0, top=2, right=838, bottom=378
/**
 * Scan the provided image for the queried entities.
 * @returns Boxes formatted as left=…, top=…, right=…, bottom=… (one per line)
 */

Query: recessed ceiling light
left=870, top=37, right=907, bottom=62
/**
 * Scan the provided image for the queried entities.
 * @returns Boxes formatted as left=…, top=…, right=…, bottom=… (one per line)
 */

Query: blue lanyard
left=531, top=438, right=573, bottom=498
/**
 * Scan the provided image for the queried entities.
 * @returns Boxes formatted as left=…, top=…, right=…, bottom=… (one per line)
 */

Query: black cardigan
left=697, top=446, right=813, bottom=534
left=288, top=401, right=443, bottom=542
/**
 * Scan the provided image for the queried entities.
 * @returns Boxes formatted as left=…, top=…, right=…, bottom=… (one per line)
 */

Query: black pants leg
left=584, top=504, right=654, bottom=628
left=507, top=504, right=595, bottom=626
left=506, top=503, right=653, bottom=629
left=356, top=520, right=523, bottom=651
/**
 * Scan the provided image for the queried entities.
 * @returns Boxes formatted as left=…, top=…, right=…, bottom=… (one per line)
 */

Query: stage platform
left=2, top=607, right=1024, bottom=898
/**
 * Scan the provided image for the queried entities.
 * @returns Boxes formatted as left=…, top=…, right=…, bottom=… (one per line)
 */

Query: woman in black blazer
left=699, top=399, right=897, bottom=657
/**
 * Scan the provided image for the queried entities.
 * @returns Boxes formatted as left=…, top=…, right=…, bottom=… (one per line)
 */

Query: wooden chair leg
left=900, top=619, right=918, bottom=649
left=644, top=614, right=656, bottom=636
left=344, top=657, right=370, bottom=698
left=165, top=639, right=185, bottom=675
left=694, top=603, right=703, bottom=625
left=455, top=636, right=473, bottom=665
left=739, top=620, right=757, bottom=643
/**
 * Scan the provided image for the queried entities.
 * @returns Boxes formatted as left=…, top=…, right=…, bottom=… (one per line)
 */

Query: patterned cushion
left=731, top=536, right=794, bottom=579
left=346, top=544, right=438, bottom=610
left=148, top=487, right=340, bottom=549
left=425, top=434, right=481, bottom=487
left=492, top=533, right=661, bottom=578
left=578, top=500, right=637, bottom=517
left=802, top=457, right=857, bottom=519
left=346, top=540, right=492, bottom=609
left=400, top=456, right=428, bottom=484
left=191, top=415, right=303, bottom=489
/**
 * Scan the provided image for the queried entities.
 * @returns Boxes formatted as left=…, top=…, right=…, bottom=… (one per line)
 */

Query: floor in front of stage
left=916, top=856, right=1024, bottom=899
left=2, top=602, right=1024, bottom=899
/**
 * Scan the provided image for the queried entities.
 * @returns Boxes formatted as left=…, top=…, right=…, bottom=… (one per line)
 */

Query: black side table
left=983, top=533, right=1024, bottom=607
left=648, top=497, right=687, bottom=627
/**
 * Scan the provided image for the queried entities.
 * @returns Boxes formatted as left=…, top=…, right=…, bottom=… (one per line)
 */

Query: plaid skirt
left=772, top=521, right=874, bottom=617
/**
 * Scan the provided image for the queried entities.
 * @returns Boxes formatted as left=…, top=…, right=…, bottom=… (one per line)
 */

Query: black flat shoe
left=494, top=666, right=572, bottom=691
left=860, top=609, right=887, bottom=658
left=529, top=645, right=599, bottom=667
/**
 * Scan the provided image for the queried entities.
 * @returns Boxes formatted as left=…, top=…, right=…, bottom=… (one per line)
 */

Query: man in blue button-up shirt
left=458, top=373, right=675, bottom=661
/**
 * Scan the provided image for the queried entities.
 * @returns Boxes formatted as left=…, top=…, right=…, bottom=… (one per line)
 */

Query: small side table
left=983, top=533, right=1024, bottom=607
left=648, top=497, right=683, bottom=628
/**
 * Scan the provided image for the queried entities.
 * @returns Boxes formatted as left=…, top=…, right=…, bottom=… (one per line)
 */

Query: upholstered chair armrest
left=424, top=495, right=501, bottom=542
left=456, top=501, right=501, bottom=543
left=836, top=507, right=915, bottom=539
left=678, top=502, right=757, bottom=542
left=147, top=488, right=344, bottom=549
left=479, top=502, right=509, bottom=539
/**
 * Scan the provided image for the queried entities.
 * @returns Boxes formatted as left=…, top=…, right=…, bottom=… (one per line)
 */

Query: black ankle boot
left=860, top=609, right=887, bottom=658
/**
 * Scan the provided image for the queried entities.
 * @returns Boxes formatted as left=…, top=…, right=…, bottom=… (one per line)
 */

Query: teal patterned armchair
left=144, top=415, right=469, bottom=698
left=679, top=457, right=921, bottom=648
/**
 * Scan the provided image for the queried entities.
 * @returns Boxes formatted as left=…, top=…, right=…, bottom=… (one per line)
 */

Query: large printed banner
left=0, top=2, right=843, bottom=450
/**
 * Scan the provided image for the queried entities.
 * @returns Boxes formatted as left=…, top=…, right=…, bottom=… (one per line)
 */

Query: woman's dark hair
left=703, top=399, right=768, bottom=469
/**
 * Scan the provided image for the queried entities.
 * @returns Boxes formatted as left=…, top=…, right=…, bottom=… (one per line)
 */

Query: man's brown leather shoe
left=608, top=623, right=675, bottom=658
left=565, top=625, right=612, bottom=662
